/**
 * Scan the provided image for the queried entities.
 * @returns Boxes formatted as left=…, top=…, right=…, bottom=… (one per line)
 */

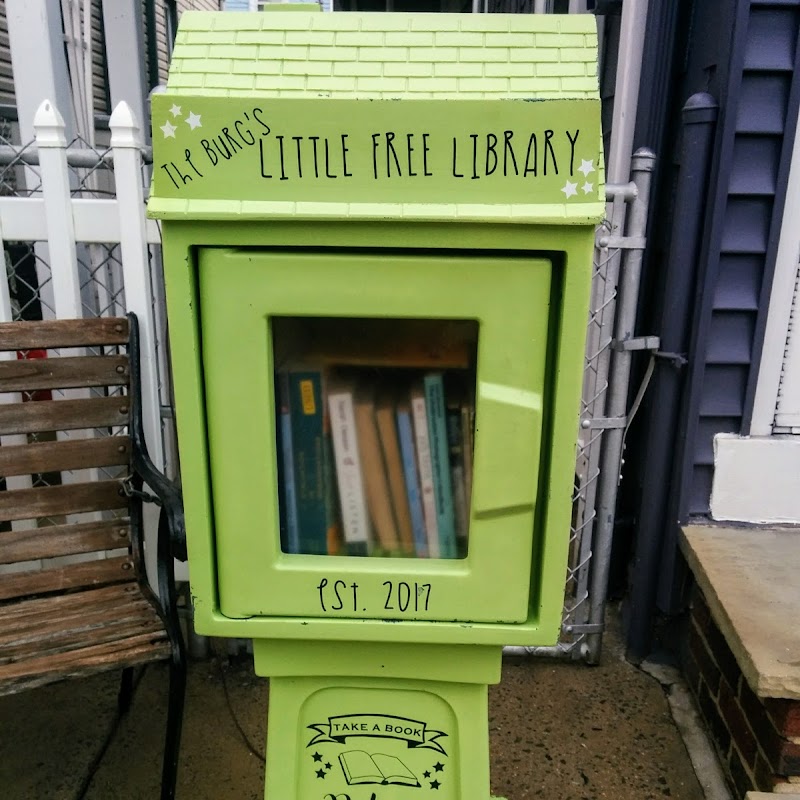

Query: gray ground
left=0, top=610, right=705, bottom=800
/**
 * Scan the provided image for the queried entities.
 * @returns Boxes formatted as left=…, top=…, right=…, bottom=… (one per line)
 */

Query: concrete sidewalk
left=0, top=611, right=705, bottom=800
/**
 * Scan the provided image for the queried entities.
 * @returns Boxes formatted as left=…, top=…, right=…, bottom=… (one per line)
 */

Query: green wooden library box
left=149, top=11, right=604, bottom=648
left=151, top=10, right=604, bottom=798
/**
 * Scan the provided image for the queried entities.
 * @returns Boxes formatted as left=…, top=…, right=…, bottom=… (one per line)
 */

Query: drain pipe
left=625, top=94, right=719, bottom=663
left=606, top=0, right=650, bottom=185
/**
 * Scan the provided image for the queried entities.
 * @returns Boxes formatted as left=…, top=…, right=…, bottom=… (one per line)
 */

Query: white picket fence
left=0, top=99, right=168, bottom=585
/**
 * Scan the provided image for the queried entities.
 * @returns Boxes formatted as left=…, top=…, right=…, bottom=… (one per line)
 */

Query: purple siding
left=683, top=0, right=800, bottom=516
left=730, top=137, right=781, bottom=194
left=713, top=255, right=763, bottom=309
left=622, top=0, right=800, bottom=659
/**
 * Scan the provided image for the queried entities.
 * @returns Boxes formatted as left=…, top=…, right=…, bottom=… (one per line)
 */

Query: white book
left=410, top=383, right=440, bottom=559
left=328, top=385, right=371, bottom=555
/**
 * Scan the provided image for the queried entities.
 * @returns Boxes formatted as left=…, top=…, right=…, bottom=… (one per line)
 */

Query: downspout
left=625, top=94, right=718, bottom=663
left=606, top=0, right=650, bottom=184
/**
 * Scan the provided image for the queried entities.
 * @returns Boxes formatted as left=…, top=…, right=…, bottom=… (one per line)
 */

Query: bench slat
left=0, top=436, right=130, bottom=478
left=0, top=582, right=141, bottom=629
left=0, top=555, right=133, bottom=602
left=0, top=355, right=129, bottom=392
left=0, top=396, right=129, bottom=436
left=0, top=318, right=129, bottom=351
left=0, top=602, right=164, bottom=659
left=0, top=480, right=126, bottom=523
left=0, top=633, right=171, bottom=695
left=0, top=590, right=159, bottom=647
left=0, top=519, right=131, bottom=565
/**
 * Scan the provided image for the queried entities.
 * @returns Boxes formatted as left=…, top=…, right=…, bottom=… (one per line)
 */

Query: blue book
left=276, top=372, right=299, bottom=554
left=287, top=369, right=327, bottom=555
left=424, top=372, right=456, bottom=559
left=396, top=401, right=428, bottom=558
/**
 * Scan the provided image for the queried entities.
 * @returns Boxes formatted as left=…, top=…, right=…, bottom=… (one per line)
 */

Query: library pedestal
left=255, top=640, right=502, bottom=800
left=150, top=8, right=605, bottom=800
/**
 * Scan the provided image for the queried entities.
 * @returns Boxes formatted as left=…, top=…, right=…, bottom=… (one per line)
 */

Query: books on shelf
left=410, top=382, right=440, bottom=559
left=376, top=391, right=416, bottom=557
left=447, top=401, right=469, bottom=556
left=396, top=399, right=428, bottom=558
left=276, top=372, right=300, bottom=555
left=424, top=373, right=457, bottom=560
left=286, top=369, right=328, bottom=556
left=327, top=379, right=371, bottom=557
left=354, top=386, right=402, bottom=554
left=276, top=362, right=474, bottom=559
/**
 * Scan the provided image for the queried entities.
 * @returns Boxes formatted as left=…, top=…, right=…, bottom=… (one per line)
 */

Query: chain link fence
left=517, top=155, right=654, bottom=662
left=551, top=200, right=630, bottom=659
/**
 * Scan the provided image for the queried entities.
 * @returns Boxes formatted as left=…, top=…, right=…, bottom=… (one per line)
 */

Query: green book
left=424, top=372, right=456, bottom=559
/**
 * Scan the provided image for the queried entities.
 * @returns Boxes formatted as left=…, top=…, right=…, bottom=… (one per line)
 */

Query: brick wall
left=683, top=590, right=800, bottom=798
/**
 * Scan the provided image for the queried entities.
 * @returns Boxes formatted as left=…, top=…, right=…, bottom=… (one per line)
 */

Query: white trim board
left=711, top=433, right=800, bottom=524
left=751, top=103, right=800, bottom=436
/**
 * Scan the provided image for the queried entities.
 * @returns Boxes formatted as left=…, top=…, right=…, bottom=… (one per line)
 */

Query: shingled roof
left=167, top=11, right=598, bottom=101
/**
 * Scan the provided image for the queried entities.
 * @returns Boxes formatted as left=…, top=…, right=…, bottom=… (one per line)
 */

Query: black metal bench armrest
left=127, top=312, right=188, bottom=563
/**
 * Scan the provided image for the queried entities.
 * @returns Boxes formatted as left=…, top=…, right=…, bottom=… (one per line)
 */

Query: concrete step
left=680, top=524, right=800, bottom=700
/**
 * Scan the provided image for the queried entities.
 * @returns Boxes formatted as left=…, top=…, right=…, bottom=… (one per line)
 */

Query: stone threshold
left=680, top=524, right=800, bottom=701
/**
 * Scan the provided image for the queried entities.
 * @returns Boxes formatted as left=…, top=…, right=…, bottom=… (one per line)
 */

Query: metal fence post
left=584, top=148, right=656, bottom=665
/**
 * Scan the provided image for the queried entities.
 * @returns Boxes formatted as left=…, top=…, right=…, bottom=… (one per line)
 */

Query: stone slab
left=746, top=794, right=800, bottom=799
left=680, top=525, right=800, bottom=700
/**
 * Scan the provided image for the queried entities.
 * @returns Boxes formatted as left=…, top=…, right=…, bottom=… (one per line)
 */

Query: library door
left=198, top=248, right=553, bottom=625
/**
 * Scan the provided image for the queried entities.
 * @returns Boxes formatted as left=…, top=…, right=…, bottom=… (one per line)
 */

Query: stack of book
left=275, top=366, right=474, bottom=559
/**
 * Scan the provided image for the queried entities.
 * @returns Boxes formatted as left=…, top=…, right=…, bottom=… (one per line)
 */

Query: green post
left=149, top=10, right=604, bottom=799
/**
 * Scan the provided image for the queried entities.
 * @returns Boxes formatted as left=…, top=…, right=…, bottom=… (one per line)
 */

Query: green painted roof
left=167, top=11, right=598, bottom=100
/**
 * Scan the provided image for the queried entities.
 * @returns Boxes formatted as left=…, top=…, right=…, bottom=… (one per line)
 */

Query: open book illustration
left=338, top=750, right=420, bottom=787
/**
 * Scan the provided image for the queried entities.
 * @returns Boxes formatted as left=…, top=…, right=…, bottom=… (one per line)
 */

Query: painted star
left=434, top=762, right=445, bottom=772
left=578, top=158, right=595, bottom=177
left=186, top=111, right=202, bottom=130
left=312, top=752, right=323, bottom=762
left=316, top=769, right=326, bottom=779
left=325, top=763, right=332, bottom=770
left=582, top=181, right=594, bottom=195
left=160, top=120, right=177, bottom=138
left=430, top=780, right=441, bottom=790
left=561, top=181, right=578, bottom=199
left=169, top=103, right=182, bottom=117
left=423, top=770, right=431, bottom=778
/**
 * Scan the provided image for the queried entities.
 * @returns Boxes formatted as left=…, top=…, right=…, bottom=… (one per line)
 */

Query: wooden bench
left=0, top=314, right=186, bottom=800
